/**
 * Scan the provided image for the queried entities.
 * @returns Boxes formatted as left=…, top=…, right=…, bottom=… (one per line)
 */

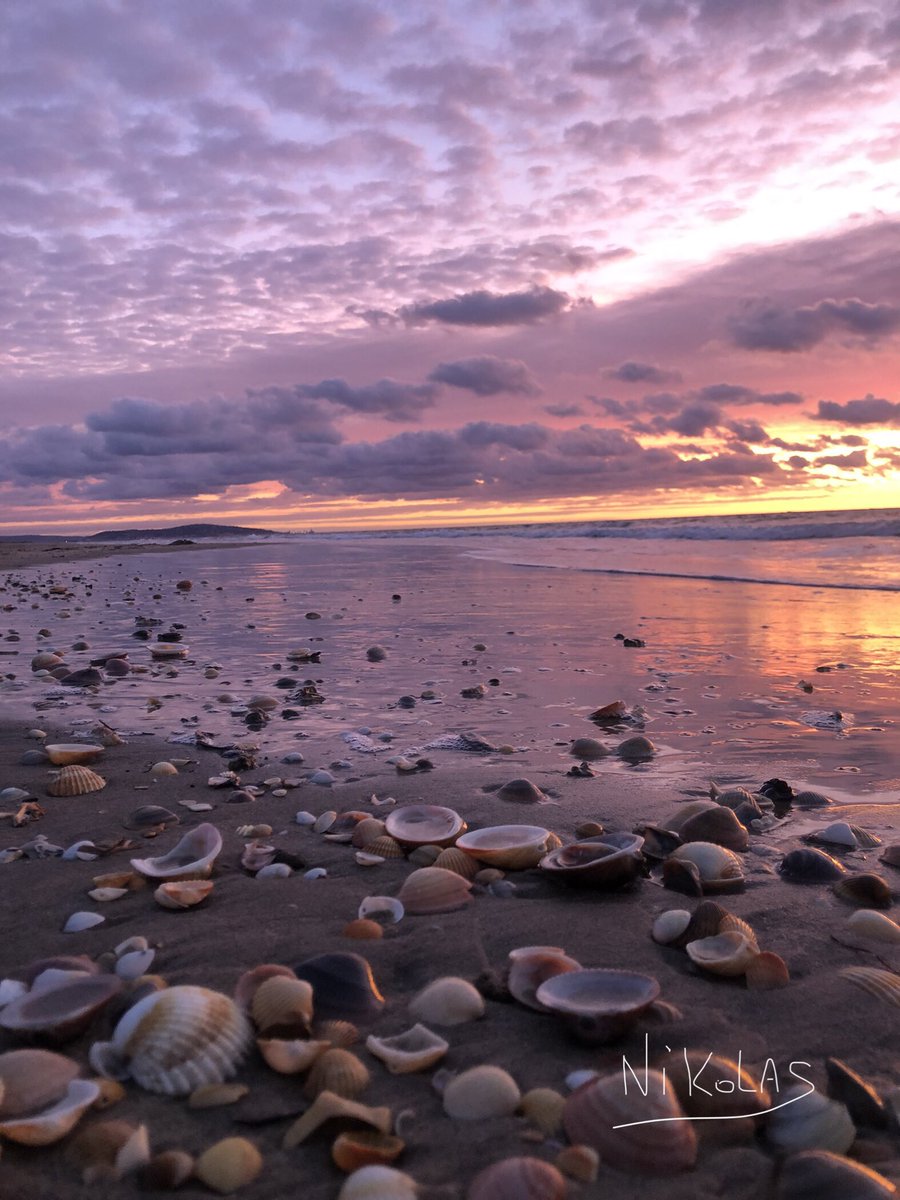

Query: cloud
left=730, top=298, right=900, bottom=352
left=606, top=361, right=683, bottom=385
left=817, top=394, right=900, bottom=426
left=813, top=450, right=870, bottom=469
left=295, top=377, right=437, bottom=421
left=427, top=356, right=541, bottom=396
left=400, top=286, right=570, bottom=327
left=544, top=403, right=585, bottom=417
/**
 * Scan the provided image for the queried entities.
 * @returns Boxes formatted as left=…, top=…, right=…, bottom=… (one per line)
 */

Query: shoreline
left=0, top=540, right=259, bottom=572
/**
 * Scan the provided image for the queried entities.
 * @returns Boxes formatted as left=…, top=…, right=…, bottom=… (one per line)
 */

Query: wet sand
left=0, top=541, right=255, bottom=572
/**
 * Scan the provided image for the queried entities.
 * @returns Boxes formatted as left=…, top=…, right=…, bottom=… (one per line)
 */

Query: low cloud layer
left=730, top=298, right=900, bottom=352
left=401, top=287, right=570, bottom=327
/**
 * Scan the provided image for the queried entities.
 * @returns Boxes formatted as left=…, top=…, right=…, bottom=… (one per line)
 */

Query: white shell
left=671, top=842, right=744, bottom=884
left=408, top=977, right=485, bottom=1026
left=338, top=1165, right=418, bottom=1200
left=845, top=910, right=900, bottom=944
left=443, top=1065, right=520, bottom=1119
left=766, top=1086, right=855, bottom=1155
left=63, top=911, right=106, bottom=933
left=686, top=931, right=758, bottom=977
left=130, top=823, right=222, bottom=880
left=365, top=1025, right=449, bottom=1074
left=358, top=896, right=404, bottom=925
left=651, top=910, right=691, bottom=945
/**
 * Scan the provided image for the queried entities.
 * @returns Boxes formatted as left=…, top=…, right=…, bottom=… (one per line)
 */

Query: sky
left=1, top=0, right=899, bottom=533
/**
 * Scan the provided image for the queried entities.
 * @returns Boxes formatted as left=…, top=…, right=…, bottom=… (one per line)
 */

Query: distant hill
left=87, top=523, right=283, bottom=542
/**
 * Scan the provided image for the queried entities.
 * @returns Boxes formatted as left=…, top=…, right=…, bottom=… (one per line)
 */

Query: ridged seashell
left=839, top=967, right=900, bottom=1010
left=0, top=1078, right=100, bottom=1146
left=130, top=823, right=222, bottom=880
left=556, top=1144, right=600, bottom=1183
left=154, top=879, right=214, bottom=910
left=234, top=964, right=297, bottom=1011
left=283, top=1091, right=392, bottom=1149
left=468, top=1156, right=567, bottom=1200
left=535, top=969, right=660, bottom=1044
left=294, top=953, right=385, bottom=1024
left=667, top=801, right=720, bottom=834
left=351, top=818, right=387, bottom=849
left=324, top=811, right=372, bottom=843
left=194, top=1137, right=263, bottom=1194
left=338, top=1165, right=417, bottom=1200
left=456, top=825, right=554, bottom=870
left=794, top=790, right=833, bottom=807
left=746, top=951, right=791, bottom=990
left=0, top=1049, right=80, bottom=1118
left=443, top=1065, right=520, bottom=1119
left=433, top=846, right=481, bottom=879
left=651, top=910, right=692, bottom=945
left=257, top=1038, right=329, bottom=1074
left=44, top=743, right=104, bottom=766
left=673, top=900, right=728, bottom=948
left=779, top=847, right=848, bottom=882
left=679, top=806, right=749, bottom=851
left=686, top=931, right=759, bottom=977
left=496, top=778, right=550, bottom=805
left=0, top=974, right=122, bottom=1043
left=833, top=873, right=893, bottom=909
left=384, top=805, right=466, bottom=848
left=365, top=836, right=405, bottom=859
left=766, top=1086, right=855, bottom=1154
left=365, top=1024, right=449, bottom=1074
left=507, top=946, right=581, bottom=1011
left=845, top=910, right=900, bottom=944
left=409, top=977, right=485, bottom=1026
left=563, top=1070, right=698, bottom=1174
left=520, top=1087, right=566, bottom=1135
left=775, top=1150, right=897, bottom=1200
left=332, top=1130, right=405, bottom=1173
left=149, top=761, right=179, bottom=777
left=880, top=844, right=900, bottom=868
left=709, top=783, right=756, bottom=807
left=318, top=1020, right=360, bottom=1048
left=670, top=843, right=744, bottom=892
left=88, top=985, right=252, bottom=1096
left=47, top=765, right=107, bottom=797
left=849, top=826, right=883, bottom=849
left=139, top=1149, right=195, bottom=1190
left=343, top=919, right=384, bottom=940
left=617, top=735, right=656, bottom=761
left=666, top=1052, right=772, bottom=1118
left=719, top=912, right=759, bottom=950
left=397, top=867, right=473, bottom=915
left=357, top=896, right=404, bottom=925
left=305, top=1048, right=370, bottom=1099
left=539, top=833, right=645, bottom=889
left=251, top=976, right=313, bottom=1037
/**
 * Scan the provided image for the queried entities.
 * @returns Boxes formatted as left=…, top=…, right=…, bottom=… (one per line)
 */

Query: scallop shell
left=338, top=1166, right=418, bottom=1200
left=519, top=1087, right=566, bottom=1136
left=833, top=873, right=893, bottom=909
left=795, top=790, right=834, bottom=807
left=443, top=1065, right=520, bottom=1119
left=257, top=1038, right=329, bottom=1074
left=433, top=847, right=480, bottom=879
left=468, top=1156, right=567, bottom=1200
left=130, top=822, right=223, bottom=880
left=563, top=1069, right=698, bottom=1174
left=719, top=912, right=759, bottom=951
left=234, top=964, right=297, bottom=1011
left=775, top=1150, right=897, bottom=1200
left=745, top=951, right=791, bottom=990
left=194, top=1137, right=263, bottom=1194
left=845, top=910, right=900, bottom=944
left=0, top=1078, right=100, bottom=1146
left=686, top=931, right=759, bottom=977
left=351, top=818, right=387, bottom=849
left=282, top=1091, right=392, bottom=1149
left=506, top=946, right=582, bottom=1011
left=153, top=879, right=214, bottom=910
left=670, top=842, right=744, bottom=892
left=678, top=806, right=750, bottom=851
left=44, top=743, right=104, bottom=766
left=667, top=1052, right=772, bottom=1118
left=332, top=1130, right=405, bottom=1173
left=0, top=1049, right=80, bottom=1119
left=396, top=867, right=473, bottom=915
left=409, top=977, right=485, bottom=1026
left=47, top=765, right=107, bottom=797
left=88, top=985, right=252, bottom=1096
left=677, top=899, right=729, bottom=946
left=365, top=836, right=405, bottom=860
left=766, top=1086, right=856, bottom=1155
left=0, top=974, right=122, bottom=1043
left=455, top=825, right=554, bottom=870
left=250, top=976, right=314, bottom=1037
left=305, top=1048, right=370, bottom=1099
left=365, top=1024, right=449, bottom=1074
left=651, top=910, right=692, bottom=946
left=384, top=805, right=466, bottom=848
left=535, top=969, right=660, bottom=1043
left=839, top=967, right=900, bottom=1009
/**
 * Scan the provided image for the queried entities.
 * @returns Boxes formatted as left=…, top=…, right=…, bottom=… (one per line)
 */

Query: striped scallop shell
left=250, top=976, right=314, bottom=1036
left=47, top=766, right=107, bottom=797
left=839, top=967, right=900, bottom=1009
left=88, top=985, right=252, bottom=1096
left=397, top=867, right=473, bottom=915
left=433, top=847, right=480, bottom=880
left=304, top=1048, right=370, bottom=1100
left=365, top=836, right=405, bottom=860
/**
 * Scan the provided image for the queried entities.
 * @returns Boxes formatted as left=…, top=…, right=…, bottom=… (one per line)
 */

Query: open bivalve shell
left=539, top=833, right=644, bottom=889
left=88, top=985, right=252, bottom=1096
left=443, top=1065, right=520, bottom=1119
left=44, top=744, right=104, bottom=766
left=0, top=1078, right=100, bottom=1146
left=130, top=822, right=222, bottom=880
left=686, top=931, right=759, bottom=977
left=257, top=1038, right=329, bottom=1075
left=332, top=1130, right=405, bottom=1173
left=467, top=1156, right=567, bottom=1200
left=365, top=1025, right=449, bottom=1074
left=47, top=765, right=107, bottom=797
left=408, top=977, right=485, bottom=1026
left=154, top=879, right=213, bottom=910
left=396, top=867, right=473, bottom=915
left=0, top=1049, right=80, bottom=1120
left=0, top=974, right=122, bottom=1043
left=67, top=1119, right=151, bottom=1183
left=507, top=946, right=582, bottom=1011
left=563, top=1069, right=698, bottom=1174
left=455, top=825, right=555, bottom=870
left=535, top=969, right=660, bottom=1043
left=766, top=1086, right=856, bottom=1155
left=384, top=805, right=466, bottom=848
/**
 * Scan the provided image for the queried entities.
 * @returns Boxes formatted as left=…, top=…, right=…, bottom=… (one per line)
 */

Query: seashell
left=0, top=974, right=122, bottom=1043
left=251, top=976, right=313, bottom=1037
left=314, top=811, right=338, bottom=834
left=848, top=826, right=882, bottom=849
left=150, top=643, right=188, bottom=659
left=130, top=822, right=222, bottom=880
left=116, top=949, right=156, bottom=981
left=709, top=783, right=756, bottom=808
left=666, top=1052, right=772, bottom=1118
left=324, top=811, right=373, bottom=843
left=443, top=1065, right=520, bottom=1119
left=356, top=851, right=385, bottom=867
left=15, top=954, right=99, bottom=987
left=879, top=844, right=900, bottom=868
left=257, top=1038, right=329, bottom=1074
left=47, top=765, right=107, bottom=797
left=433, top=846, right=481, bottom=879
left=745, top=951, right=791, bottom=990
left=670, top=842, right=744, bottom=892
left=667, top=801, right=720, bottom=833
left=283, top=1090, right=392, bottom=1149
left=590, top=699, right=628, bottom=721
left=92, top=723, right=124, bottom=747
left=617, top=734, right=656, bottom=761
left=539, top=832, right=645, bottom=889
left=44, top=743, right=104, bottom=766
left=124, top=805, right=181, bottom=830
left=779, top=847, right=847, bottom=881
left=794, top=790, right=833, bottom=807
left=93, top=871, right=143, bottom=891
left=352, top=818, right=387, bottom=849
left=63, top=910, right=106, bottom=933
left=241, top=841, right=276, bottom=872
left=154, top=879, right=214, bottom=910
left=88, top=985, right=252, bottom=1096
left=139, top=1149, right=195, bottom=1190
left=576, top=820, right=605, bottom=839
left=332, top=1129, right=405, bottom=1173
left=343, top=919, right=384, bottom=940
left=686, top=931, right=759, bottom=977
left=338, top=1165, right=417, bottom=1200
left=679, top=806, right=750, bottom=851
left=468, top=1156, right=567, bottom=1200
left=0, top=1078, right=100, bottom=1146
left=357, top=896, right=404, bottom=925
left=67, top=1119, right=150, bottom=1182
left=0, top=1049, right=80, bottom=1118
left=384, top=805, right=466, bottom=848
left=833, top=873, right=893, bottom=909
left=406, top=844, right=440, bottom=867
left=294, top=953, right=385, bottom=1024
left=496, top=778, right=550, bottom=805
left=92, top=1078, right=128, bottom=1109
left=563, top=1069, right=697, bottom=1173
left=88, top=887, right=130, bottom=902
left=409, top=977, right=485, bottom=1026
left=766, top=1086, right=855, bottom=1154
left=305, top=1048, right=370, bottom=1099
left=535, top=969, right=660, bottom=1044
left=365, top=1024, right=448, bottom=1074
left=776, top=1150, right=897, bottom=1199
left=319, top=1019, right=360, bottom=1048
left=507, top=946, right=582, bottom=1011
left=845, top=910, right=900, bottom=944
left=651, top=910, right=692, bottom=945
left=662, top=857, right=703, bottom=896
left=149, top=761, right=179, bottom=777
left=824, top=1058, right=889, bottom=1130
left=188, top=1082, right=249, bottom=1108
left=556, top=1144, right=599, bottom=1183
left=397, top=866, right=473, bottom=915
left=237, top=823, right=274, bottom=838
left=719, top=912, right=759, bottom=950
left=194, top=1136, right=263, bottom=1194
left=234, top=964, right=297, bottom=1011
left=456, top=825, right=554, bottom=870
left=805, top=821, right=859, bottom=849
left=839, top=967, right=900, bottom=1010
left=365, top=835, right=405, bottom=859
left=570, top=737, right=608, bottom=760
left=257, top=862, right=293, bottom=879
left=637, top=823, right=682, bottom=859
left=520, top=1087, right=566, bottom=1135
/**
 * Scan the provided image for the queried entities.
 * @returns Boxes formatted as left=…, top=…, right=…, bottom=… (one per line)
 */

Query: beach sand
left=0, top=543, right=898, bottom=1198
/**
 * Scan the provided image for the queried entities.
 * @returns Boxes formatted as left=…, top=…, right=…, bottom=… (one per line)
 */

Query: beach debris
left=535, top=968, right=660, bottom=1043
left=468, top=1157, right=567, bottom=1200
left=539, top=833, right=645, bottom=889
left=408, top=977, right=485, bottom=1026
left=443, top=1064, right=520, bottom=1119
left=364, top=1025, right=449, bottom=1074
left=47, top=765, right=106, bottom=797
left=130, top=822, right=222, bottom=880
left=397, top=867, right=473, bottom=915
left=765, top=1086, right=856, bottom=1155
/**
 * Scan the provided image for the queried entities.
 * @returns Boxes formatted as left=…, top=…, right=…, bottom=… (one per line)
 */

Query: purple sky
left=1, top=0, right=898, bottom=531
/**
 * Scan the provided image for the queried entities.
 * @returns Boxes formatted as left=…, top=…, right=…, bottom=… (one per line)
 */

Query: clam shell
left=468, top=1156, right=567, bottom=1200
left=47, top=765, right=107, bottom=797
left=365, top=1024, right=449, bottom=1074
left=0, top=1049, right=80, bottom=1118
left=661, top=857, right=702, bottom=897
left=507, top=946, right=582, bottom=1011
left=496, top=778, right=550, bottom=805
left=332, top=1130, right=405, bottom=1173
left=153, top=879, right=214, bottom=910
left=539, top=833, right=644, bottom=889
left=570, top=737, right=608, bottom=760
left=456, top=825, right=554, bottom=870
left=409, top=977, right=485, bottom=1026
left=443, top=1065, right=520, bottom=1119
left=833, top=873, right=893, bottom=909
left=0, top=974, right=122, bottom=1043
left=676, top=899, right=729, bottom=946
left=556, top=1144, right=599, bottom=1183
left=130, top=822, right=222, bottom=880
left=257, top=1038, right=329, bottom=1074
left=234, top=964, right=297, bottom=1011
left=519, top=1087, right=566, bottom=1136
left=686, top=931, right=759, bottom=977
left=805, top=821, right=859, bottom=849
left=667, top=801, right=720, bottom=834
left=795, top=790, right=833, bottom=807
left=406, top=844, right=440, bottom=867
left=845, top=910, right=900, bottom=944
left=766, top=1086, right=856, bottom=1155
left=384, top=805, right=466, bottom=848
left=365, top=836, right=405, bottom=859
left=89, top=985, right=251, bottom=1096
left=0, top=1078, right=100, bottom=1146
left=351, top=818, right=387, bottom=849
left=671, top=842, right=744, bottom=891
left=294, top=953, right=385, bottom=1023
left=250, top=976, right=314, bottom=1037
left=282, top=1091, right=392, bottom=1149
left=651, top=910, right=692, bottom=945
left=194, top=1137, right=263, bottom=1194
left=839, top=967, right=900, bottom=1009
left=679, top=806, right=749, bottom=851
left=433, top=847, right=480, bottom=879
left=776, top=1150, right=897, bottom=1199
left=563, top=1069, right=698, bottom=1173
left=44, top=743, right=104, bottom=766
left=357, top=896, right=404, bottom=925
left=338, top=1166, right=418, bottom=1200
left=535, top=968, right=660, bottom=1043
left=824, top=1058, right=888, bottom=1129
left=617, top=735, right=656, bottom=760
left=719, top=913, right=759, bottom=951
left=305, top=1048, right=370, bottom=1099
left=396, top=867, right=473, bottom=915
left=779, top=847, right=847, bottom=882
left=880, top=844, right=900, bottom=868
left=745, top=951, right=791, bottom=990
left=667, top=1052, right=772, bottom=1117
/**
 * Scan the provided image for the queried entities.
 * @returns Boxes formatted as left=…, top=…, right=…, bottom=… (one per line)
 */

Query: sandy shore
left=0, top=541, right=254, bottom=572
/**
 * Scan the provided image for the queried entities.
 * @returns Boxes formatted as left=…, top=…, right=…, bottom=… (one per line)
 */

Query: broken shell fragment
left=257, top=1038, right=329, bottom=1075
left=535, top=968, right=660, bottom=1043
left=443, top=1065, right=520, bottom=1119
left=130, top=822, right=222, bottom=880
left=408, top=977, right=485, bottom=1026
left=154, top=879, right=214, bottom=910
left=48, top=765, right=107, bottom=797
left=282, top=1091, right=392, bottom=1149
left=365, top=1025, right=449, bottom=1074
left=332, top=1129, right=405, bottom=1173
left=194, top=1136, right=263, bottom=1195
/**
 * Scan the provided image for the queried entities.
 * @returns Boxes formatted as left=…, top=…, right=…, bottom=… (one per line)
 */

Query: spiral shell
left=467, top=1156, right=567, bottom=1200
left=89, top=985, right=252, bottom=1096
left=397, top=867, right=473, bottom=915
left=47, top=765, right=107, bottom=797
left=409, top=977, right=485, bottom=1026
left=365, top=1024, right=449, bottom=1074
left=443, top=1065, right=520, bottom=1119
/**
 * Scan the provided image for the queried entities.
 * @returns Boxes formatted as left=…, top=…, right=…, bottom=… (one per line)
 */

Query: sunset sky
left=1, top=0, right=899, bottom=533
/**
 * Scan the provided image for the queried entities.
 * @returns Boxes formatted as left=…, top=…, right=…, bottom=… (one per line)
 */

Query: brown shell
left=468, top=1156, right=568, bottom=1200
left=396, top=867, right=473, bottom=915
left=331, top=1130, right=405, bottom=1173
left=433, top=847, right=480, bottom=880
left=304, top=1048, right=370, bottom=1100
left=342, top=919, right=384, bottom=940
left=351, top=818, right=387, bottom=849
left=665, top=1052, right=771, bottom=1118
left=250, top=976, right=314, bottom=1037
left=745, top=951, right=791, bottom=990
left=678, top=806, right=750, bottom=852
left=365, top=836, right=405, bottom=860
left=0, top=1049, right=80, bottom=1119
left=47, top=765, right=107, bottom=797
